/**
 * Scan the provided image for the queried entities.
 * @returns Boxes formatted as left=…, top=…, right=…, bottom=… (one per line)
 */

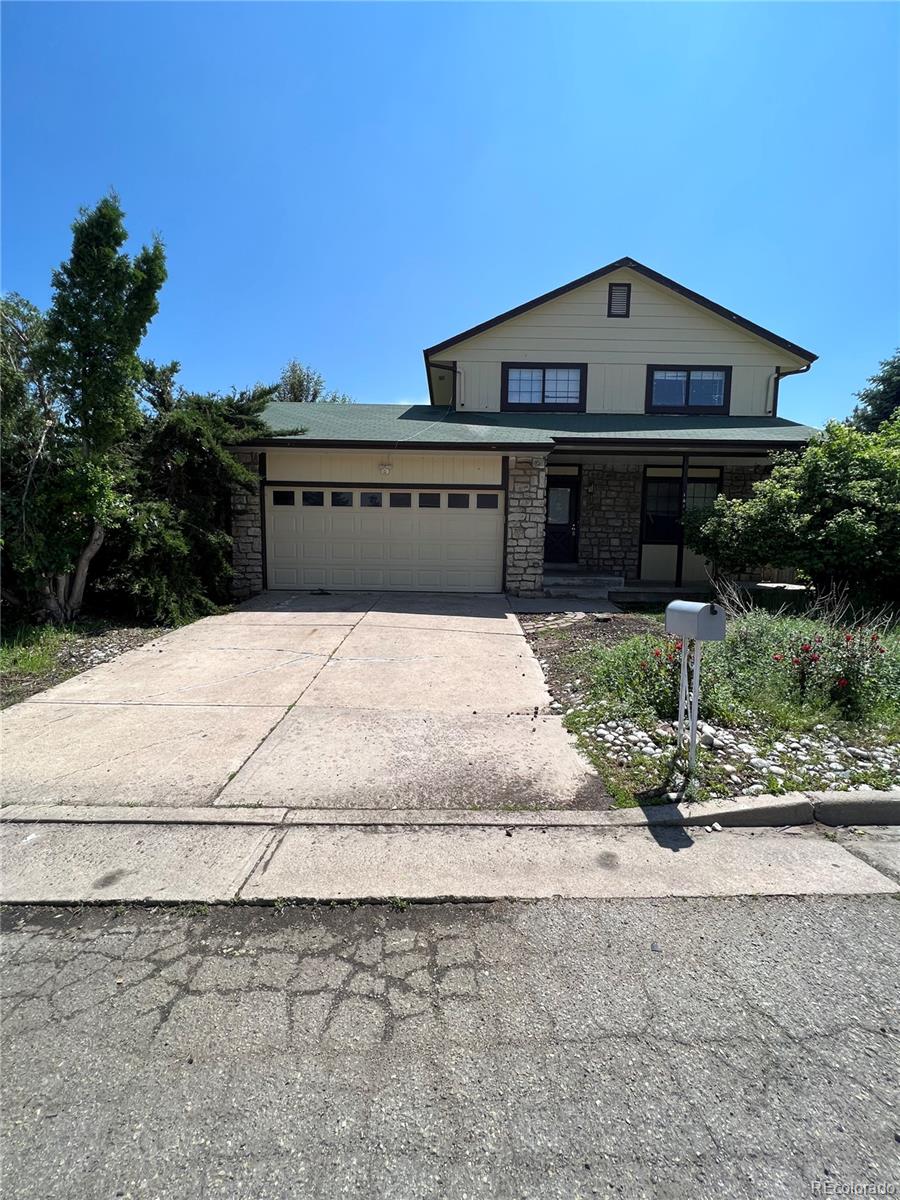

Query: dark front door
left=544, top=474, right=579, bottom=563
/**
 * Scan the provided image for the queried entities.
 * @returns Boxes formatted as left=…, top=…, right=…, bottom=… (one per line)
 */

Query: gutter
left=771, top=362, right=812, bottom=417
left=241, top=435, right=812, bottom=455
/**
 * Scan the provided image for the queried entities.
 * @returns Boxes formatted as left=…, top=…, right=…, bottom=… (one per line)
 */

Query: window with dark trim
left=360, top=492, right=382, bottom=508
left=331, top=491, right=353, bottom=507
left=641, top=475, right=682, bottom=544
left=389, top=492, right=412, bottom=508
left=607, top=282, right=631, bottom=318
left=272, top=490, right=295, bottom=506
left=418, top=493, right=440, bottom=508
left=501, top=363, right=587, bottom=412
left=301, top=490, right=324, bottom=507
left=641, top=467, right=723, bottom=545
left=476, top=494, right=499, bottom=509
left=447, top=493, right=470, bottom=509
left=646, top=366, right=732, bottom=413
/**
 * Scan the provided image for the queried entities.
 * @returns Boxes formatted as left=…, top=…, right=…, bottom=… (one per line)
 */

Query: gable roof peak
left=423, top=256, right=817, bottom=364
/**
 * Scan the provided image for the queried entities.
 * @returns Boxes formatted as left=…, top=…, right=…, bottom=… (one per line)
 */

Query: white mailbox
left=665, top=600, right=726, bottom=643
left=665, top=600, right=727, bottom=771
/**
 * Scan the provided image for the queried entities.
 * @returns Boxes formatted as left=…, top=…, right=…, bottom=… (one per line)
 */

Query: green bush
left=683, top=415, right=900, bottom=605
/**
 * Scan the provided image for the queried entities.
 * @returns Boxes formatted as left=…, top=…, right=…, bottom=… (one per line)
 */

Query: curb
left=808, top=791, right=900, bottom=827
left=1, top=790, right=896, bottom=832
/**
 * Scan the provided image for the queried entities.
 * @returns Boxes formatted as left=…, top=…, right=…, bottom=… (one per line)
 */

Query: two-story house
left=234, top=258, right=816, bottom=599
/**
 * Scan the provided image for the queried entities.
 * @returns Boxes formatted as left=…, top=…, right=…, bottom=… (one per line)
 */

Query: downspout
left=769, top=363, right=812, bottom=417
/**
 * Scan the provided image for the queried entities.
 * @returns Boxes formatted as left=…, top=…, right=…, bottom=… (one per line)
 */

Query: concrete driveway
left=1, top=592, right=606, bottom=812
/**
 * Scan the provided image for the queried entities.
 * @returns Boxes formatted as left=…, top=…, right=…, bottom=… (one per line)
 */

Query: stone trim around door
left=505, top=455, right=548, bottom=596
left=232, top=450, right=264, bottom=599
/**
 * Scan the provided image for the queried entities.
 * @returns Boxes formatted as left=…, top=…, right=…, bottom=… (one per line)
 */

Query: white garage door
left=265, top=486, right=504, bottom=592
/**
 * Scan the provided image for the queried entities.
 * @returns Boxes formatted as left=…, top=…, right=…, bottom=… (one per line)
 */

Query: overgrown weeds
left=570, top=604, right=900, bottom=737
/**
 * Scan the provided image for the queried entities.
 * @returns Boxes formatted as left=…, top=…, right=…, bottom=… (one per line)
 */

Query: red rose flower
left=845, top=634, right=853, bottom=643
left=810, top=653, right=820, bottom=663
left=801, top=643, right=811, bottom=652
left=792, top=657, right=801, bottom=665
left=772, top=653, right=784, bottom=662
left=675, top=642, right=683, bottom=651
left=837, top=677, right=848, bottom=688
left=653, top=648, right=662, bottom=657
left=871, top=633, right=879, bottom=642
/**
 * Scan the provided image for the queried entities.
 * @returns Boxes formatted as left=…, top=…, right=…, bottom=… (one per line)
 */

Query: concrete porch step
left=609, top=585, right=712, bottom=604
left=543, top=572, right=624, bottom=599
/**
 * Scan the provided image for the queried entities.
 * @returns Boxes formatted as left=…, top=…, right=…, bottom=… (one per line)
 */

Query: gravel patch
left=521, top=610, right=900, bottom=806
left=1, top=622, right=170, bottom=709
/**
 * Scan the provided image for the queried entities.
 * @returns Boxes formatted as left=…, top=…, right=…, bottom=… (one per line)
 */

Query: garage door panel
left=330, top=513, right=359, bottom=536
left=330, top=567, right=357, bottom=587
left=272, top=513, right=300, bottom=536
left=266, top=488, right=504, bottom=592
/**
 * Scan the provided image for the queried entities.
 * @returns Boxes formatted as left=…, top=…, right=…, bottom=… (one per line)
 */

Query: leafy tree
left=850, top=351, right=900, bottom=432
left=1, top=195, right=166, bottom=622
left=94, top=364, right=281, bottom=624
left=0, top=294, right=57, bottom=607
left=275, top=358, right=352, bottom=405
left=683, top=416, right=900, bottom=603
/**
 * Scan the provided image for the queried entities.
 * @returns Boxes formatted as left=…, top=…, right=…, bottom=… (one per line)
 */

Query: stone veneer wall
left=232, top=449, right=264, bottom=600
left=577, top=463, right=644, bottom=581
left=722, top=462, right=770, bottom=500
left=505, top=456, right=547, bottom=595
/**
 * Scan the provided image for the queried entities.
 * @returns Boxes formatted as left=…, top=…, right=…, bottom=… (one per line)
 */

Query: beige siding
left=438, top=269, right=807, bottom=417
left=264, top=448, right=503, bottom=487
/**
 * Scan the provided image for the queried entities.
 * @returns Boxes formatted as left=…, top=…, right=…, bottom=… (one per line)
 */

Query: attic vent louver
left=607, top=282, right=631, bottom=318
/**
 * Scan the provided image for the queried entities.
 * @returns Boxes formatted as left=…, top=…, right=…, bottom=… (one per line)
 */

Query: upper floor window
left=501, top=363, right=587, bottom=412
left=646, top=366, right=732, bottom=413
left=607, top=282, right=631, bottom=318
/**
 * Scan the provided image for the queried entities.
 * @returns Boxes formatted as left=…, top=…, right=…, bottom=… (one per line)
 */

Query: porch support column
left=232, top=450, right=265, bottom=600
left=676, top=453, right=689, bottom=586
left=504, top=455, right=548, bottom=596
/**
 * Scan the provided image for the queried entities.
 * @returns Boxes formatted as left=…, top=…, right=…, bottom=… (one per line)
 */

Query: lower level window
left=476, top=494, right=499, bottom=509
left=642, top=467, right=722, bottom=543
left=360, top=492, right=382, bottom=508
left=272, top=490, right=295, bottom=506
left=642, top=474, right=682, bottom=544
left=389, top=492, right=412, bottom=508
left=447, top=494, right=469, bottom=509
left=418, top=493, right=440, bottom=508
left=302, top=491, right=324, bottom=507
left=331, top=491, right=353, bottom=507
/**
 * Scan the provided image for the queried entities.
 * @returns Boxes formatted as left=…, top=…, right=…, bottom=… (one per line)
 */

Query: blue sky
left=3, top=2, right=897, bottom=425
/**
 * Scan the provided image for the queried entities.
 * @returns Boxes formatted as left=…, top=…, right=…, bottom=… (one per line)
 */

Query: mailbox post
left=664, top=601, right=726, bottom=769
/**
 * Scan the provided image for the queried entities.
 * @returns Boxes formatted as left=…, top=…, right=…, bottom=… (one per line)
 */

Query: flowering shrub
left=578, top=608, right=899, bottom=731
left=635, top=637, right=683, bottom=718
left=775, top=628, right=889, bottom=718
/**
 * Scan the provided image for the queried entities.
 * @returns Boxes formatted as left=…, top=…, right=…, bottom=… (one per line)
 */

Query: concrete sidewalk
left=2, top=820, right=897, bottom=904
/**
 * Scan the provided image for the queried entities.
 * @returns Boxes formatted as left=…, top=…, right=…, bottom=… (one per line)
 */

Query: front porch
left=503, top=450, right=772, bottom=598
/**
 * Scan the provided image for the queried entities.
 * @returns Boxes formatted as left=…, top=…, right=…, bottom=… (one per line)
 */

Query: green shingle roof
left=255, top=402, right=816, bottom=451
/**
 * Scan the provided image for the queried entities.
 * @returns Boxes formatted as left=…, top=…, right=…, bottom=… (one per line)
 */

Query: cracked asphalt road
left=2, top=897, right=899, bottom=1199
